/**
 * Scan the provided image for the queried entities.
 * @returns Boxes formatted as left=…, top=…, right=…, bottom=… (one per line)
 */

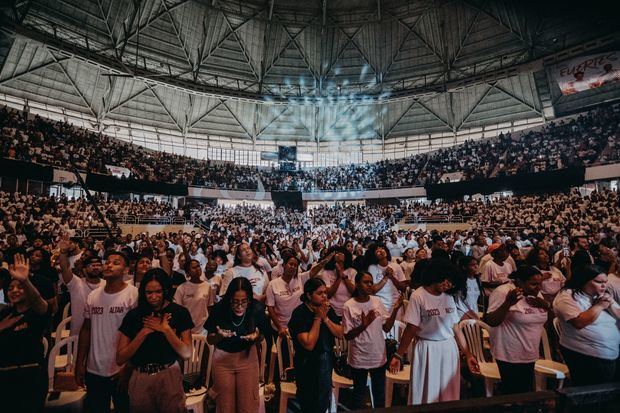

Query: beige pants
left=212, top=346, right=259, bottom=413
left=128, top=362, right=186, bottom=413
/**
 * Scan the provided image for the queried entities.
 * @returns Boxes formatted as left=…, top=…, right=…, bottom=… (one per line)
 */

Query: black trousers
left=560, top=346, right=617, bottom=387
left=296, top=353, right=333, bottom=413
left=496, top=360, right=535, bottom=394
left=0, top=365, right=47, bottom=413
left=85, top=372, right=129, bottom=413
left=350, top=364, right=386, bottom=409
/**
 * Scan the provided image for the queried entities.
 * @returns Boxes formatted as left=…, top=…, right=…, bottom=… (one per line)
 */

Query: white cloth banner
left=53, top=169, right=86, bottom=184
left=105, top=164, right=131, bottom=178
left=553, top=51, right=620, bottom=95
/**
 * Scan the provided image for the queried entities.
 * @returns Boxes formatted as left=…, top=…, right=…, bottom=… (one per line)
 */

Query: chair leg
left=268, top=346, right=277, bottom=384
left=278, top=394, right=288, bottom=413
left=535, top=373, right=545, bottom=391
left=484, top=378, right=494, bottom=397
left=331, top=387, right=340, bottom=413
left=368, top=377, right=374, bottom=408
left=385, top=378, right=393, bottom=407
left=557, top=378, right=564, bottom=390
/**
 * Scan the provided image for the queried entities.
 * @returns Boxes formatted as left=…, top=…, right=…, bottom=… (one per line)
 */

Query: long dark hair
left=138, top=268, right=173, bottom=310
left=301, top=277, right=326, bottom=303
left=221, top=277, right=255, bottom=315
left=324, top=245, right=353, bottom=271
left=564, top=264, right=604, bottom=298
left=363, top=243, right=392, bottom=269
left=420, top=258, right=456, bottom=287
left=455, top=256, right=477, bottom=300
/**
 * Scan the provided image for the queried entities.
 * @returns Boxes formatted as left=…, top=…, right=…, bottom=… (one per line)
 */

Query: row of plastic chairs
left=457, top=318, right=569, bottom=396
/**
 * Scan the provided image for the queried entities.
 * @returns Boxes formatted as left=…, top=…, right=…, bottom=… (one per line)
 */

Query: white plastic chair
left=535, top=324, right=569, bottom=390
left=185, top=334, right=212, bottom=413
left=332, top=337, right=355, bottom=411
left=45, top=336, right=85, bottom=412
left=276, top=335, right=296, bottom=413
left=457, top=319, right=501, bottom=396
left=385, top=321, right=411, bottom=406
left=51, top=315, right=71, bottom=345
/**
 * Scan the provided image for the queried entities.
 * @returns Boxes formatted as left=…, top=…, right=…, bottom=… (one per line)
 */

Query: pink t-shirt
left=320, top=268, right=355, bottom=317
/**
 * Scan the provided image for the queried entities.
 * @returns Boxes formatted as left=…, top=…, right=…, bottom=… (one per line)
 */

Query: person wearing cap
left=58, top=236, right=106, bottom=336
left=76, top=250, right=138, bottom=413
left=480, top=244, right=512, bottom=296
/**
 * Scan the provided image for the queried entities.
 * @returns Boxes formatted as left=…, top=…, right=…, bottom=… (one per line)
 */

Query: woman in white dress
left=389, top=259, right=479, bottom=405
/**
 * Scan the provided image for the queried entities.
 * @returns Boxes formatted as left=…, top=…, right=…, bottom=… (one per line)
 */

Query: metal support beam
left=257, top=106, right=289, bottom=136
left=262, top=14, right=321, bottom=77
left=323, top=24, right=365, bottom=78
left=382, top=4, right=432, bottom=81
left=146, top=84, right=184, bottom=132
left=96, top=0, right=117, bottom=47
left=456, top=82, right=495, bottom=130
left=333, top=23, right=379, bottom=76
left=384, top=100, right=417, bottom=137
left=49, top=51, right=98, bottom=118
left=220, top=11, right=261, bottom=80
left=188, top=100, right=225, bottom=129
left=220, top=99, right=254, bottom=141
left=108, top=85, right=150, bottom=113
left=279, top=22, right=321, bottom=84
left=490, top=82, right=541, bottom=114
left=0, top=58, right=68, bottom=85
left=160, top=0, right=194, bottom=72
left=449, top=1, right=484, bottom=69
left=384, top=10, right=444, bottom=64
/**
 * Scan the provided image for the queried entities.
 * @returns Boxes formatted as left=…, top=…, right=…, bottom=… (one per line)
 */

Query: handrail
left=404, top=214, right=466, bottom=224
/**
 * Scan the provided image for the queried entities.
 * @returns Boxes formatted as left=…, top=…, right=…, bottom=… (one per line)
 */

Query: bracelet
left=391, top=353, right=403, bottom=362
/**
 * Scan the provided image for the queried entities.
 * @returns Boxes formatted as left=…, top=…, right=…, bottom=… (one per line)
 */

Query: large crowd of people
left=0, top=184, right=619, bottom=412
left=1, top=103, right=619, bottom=191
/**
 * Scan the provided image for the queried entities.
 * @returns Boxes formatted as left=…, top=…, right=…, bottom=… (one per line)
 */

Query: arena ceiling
left=0, top=0, right=617, bottom=149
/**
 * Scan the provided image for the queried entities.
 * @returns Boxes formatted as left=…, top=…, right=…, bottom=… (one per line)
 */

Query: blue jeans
left=350, top=365, right=386, bottom=409
left=296, top=352, right=333, bottom=413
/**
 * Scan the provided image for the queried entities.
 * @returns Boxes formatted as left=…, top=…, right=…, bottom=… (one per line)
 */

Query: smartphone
left=562, top=247, right=569, bottom=257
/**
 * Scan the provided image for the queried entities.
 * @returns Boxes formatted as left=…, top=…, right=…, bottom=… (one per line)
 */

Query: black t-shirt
left=204, top=301, right=268, bottom=353
left=34, top=267, right=59, bottom=285
left=118, top=302, right=193, bottom=366
left=29, top=274, right=55, bottom=300
left=288, top=303, right=339, bottom=367
left=0, top=306, right=51, bottom=367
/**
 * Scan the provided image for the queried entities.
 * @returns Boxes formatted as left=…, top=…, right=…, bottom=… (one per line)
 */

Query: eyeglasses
left=231, top=300, right=249, bottom=307
left=145, top=289, right=163, bottom=295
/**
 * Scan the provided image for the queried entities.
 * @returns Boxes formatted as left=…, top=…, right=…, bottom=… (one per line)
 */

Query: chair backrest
left=387, top=320, right=405, bottom=340
left=553, top=317, right=562, bottom=337
left=61, top=302, right=71, bottom=320
left=185, top=334, right=207, bottom=376
left=54, top=316, right=72, bottom=345
left=48, top=335, right=79, bottom=391
left=334, top=337, right=348, bottom=357
left=276, top=335, right=295, bottom=380
left=205, top=343, right=215, bottom=388
left=458, top=319, right=490, bottom=362
left=540, top=327, right=552, bottom=361
left=42, top=337, right=48, bottom=357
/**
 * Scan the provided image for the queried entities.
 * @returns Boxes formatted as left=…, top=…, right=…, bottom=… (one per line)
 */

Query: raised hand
left=9, top=254, right=30, bottom=282
left=57, top=235, right=72, bottom=255
left=594, top=294, right=613, bottom=310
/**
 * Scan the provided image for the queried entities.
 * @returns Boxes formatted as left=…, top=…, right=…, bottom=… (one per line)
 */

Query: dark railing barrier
left=356, top=383, right=620, bottom=413
left=0, top=157, right=53, bottom=181
left=85, top=173, right=188, bottom=196
left=424, top=167, right=586, bottom=200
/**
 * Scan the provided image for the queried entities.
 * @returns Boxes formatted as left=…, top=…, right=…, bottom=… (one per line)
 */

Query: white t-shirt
left=403, top=287, right=459, bottom=341
left=553, top=289, right=620, bottom=360
left=386, top=241, right=402, bottom=258
left=320, top=268, right=356, bottom=317
left=83, top=284, right=138, bottom=377
left=220, top=265, right=269, bottom=298
left=205, top=274, right=222, bottom=302
left=266, top=273, right=309, bottom=328
left=607, top=273, right=620, bottom=305
left=400, top=260, right=415, bottom=280
left=65, top=276, right=106, bottom=336
left=174, top=281, right=213, bottom=334
left=368, top=262, right=406, bottom=312
left=487, top=283, right=548, bottom=363
left=460, top=277, right=480, bottom=314
left=256, top=257, right=272, bottom=274
left=538, top=266, right=566, bottom=296
left=271, top=263, right=284, bottom=279
left=343, top=296, right=389, bottom=369
left=189, top=252, right=207, bottom=268
left=481, top=261, right=512, bottom=285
